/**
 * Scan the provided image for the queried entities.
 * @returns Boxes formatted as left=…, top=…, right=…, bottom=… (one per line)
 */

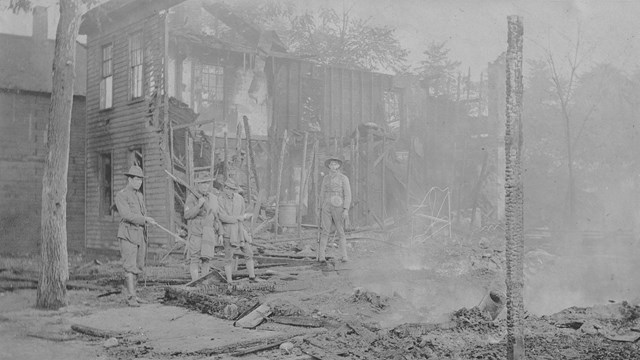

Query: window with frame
left=129, top=32, right=144, bottom=100
left=99, top=152, right=113, bottom=216
left=200, top=64, right=224, bottom=104
left=100, top=43, right=113, bottom=109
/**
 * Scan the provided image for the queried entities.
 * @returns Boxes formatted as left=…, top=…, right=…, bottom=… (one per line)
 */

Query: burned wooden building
left=79, top=0, right=397, bottom=253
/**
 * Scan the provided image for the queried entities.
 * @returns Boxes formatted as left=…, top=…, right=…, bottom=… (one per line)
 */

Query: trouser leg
left=318, top=206, right=332, bottom=261
left=317, top=235, right=328, bottom=261
left=223, top=237, right=234, bottom=282
left=331, top=207, right=348, bottom=261
left=201, top=259, right=211, bottom=275
left=189, top=260, right=200, bottom=281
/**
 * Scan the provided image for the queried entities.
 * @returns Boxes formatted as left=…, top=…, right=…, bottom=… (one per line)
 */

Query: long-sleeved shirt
left=184, top=192, right=219, bottom=237
left=217, top=192, right=246, bottom=245
left=319, top=171, right=352, bottom=209
left=115, top=186, right=147, bottom=245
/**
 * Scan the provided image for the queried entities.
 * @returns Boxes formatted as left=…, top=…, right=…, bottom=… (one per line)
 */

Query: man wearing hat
left=317, top=157, right=352, bottom=263
left=115, top=165, right=157, bottom=307
left=184, top=172, right=221, bottom=281
left=217, top=179, right=259, bottom=282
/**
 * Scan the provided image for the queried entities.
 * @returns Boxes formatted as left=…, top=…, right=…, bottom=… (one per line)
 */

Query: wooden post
left=223, top=131, right=229, bottom=180
left=406, top=137, right=412, bottom=212
left=186, top=130, right=194, bottom=185
left=210, top=121, right=216, bottom=180
left=354, top=127, right=359, bottom=224
left=366, top=131, right=374, bottom=223
left=505, top=15, right=525, bottom=360
left=297, top=132, right=309, bottom=237
left=242, top=115, right=260, bottom=193
left=381, top=134, right=386, bottom=228
left=273, top=130, right=288, bottom=240
left=350, top=137, right=356, bottom=226
left=313, top=138, right=320, bottom=225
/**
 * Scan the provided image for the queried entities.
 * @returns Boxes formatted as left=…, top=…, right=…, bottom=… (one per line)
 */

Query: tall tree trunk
left=505, top=15, right=525, bottom=360
left=37, top=0, right=82, bottom=310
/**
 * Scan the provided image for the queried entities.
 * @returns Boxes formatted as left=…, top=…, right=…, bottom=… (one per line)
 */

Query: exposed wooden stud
left=210, top=121, right=216, bottom=180
left=366, top=131, right=373, bottom=222
left=297, top=131, right=309, bottom=237
left=243, top=115, right=259, bottom=194
left=223, top=131, right=228, bottom=180
left=186, top=129, right=194, bottom=185
left=354, top=127, right=360, bottom=225
left=381, top=134, right=386, bottom=229
left=273, top=130, right=288, bottom=240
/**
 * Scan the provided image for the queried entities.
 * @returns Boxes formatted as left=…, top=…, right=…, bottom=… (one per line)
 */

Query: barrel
left=278, top=202, right=297, bottom=227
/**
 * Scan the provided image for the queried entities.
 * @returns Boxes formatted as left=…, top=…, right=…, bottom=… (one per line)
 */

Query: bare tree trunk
left=505, top=15, right=525, bottom=360
left=37, top=0, right=82, bottom=310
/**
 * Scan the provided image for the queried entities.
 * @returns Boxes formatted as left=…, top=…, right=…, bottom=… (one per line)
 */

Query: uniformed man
left=115, top=165, right=156, bottom=307
left=317, top=157, right=352, bottom=263
left=217, top=179, right=260, bottom=283
left=184, top=172, right=220, bottom=281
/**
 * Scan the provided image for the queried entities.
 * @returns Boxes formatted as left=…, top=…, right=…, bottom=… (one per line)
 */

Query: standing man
left=217, top=179, right=259, bottom=283
left=317, top=157, right=352, bottom=263
left=115, top=165, right=156, bottom=307
left=184, top=172, right=220, bottom=281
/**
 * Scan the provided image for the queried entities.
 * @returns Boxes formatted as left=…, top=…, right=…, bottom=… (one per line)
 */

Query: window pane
left=130, top=32, right=144, bottom=99
left=105, top=76, right=112, bottom=108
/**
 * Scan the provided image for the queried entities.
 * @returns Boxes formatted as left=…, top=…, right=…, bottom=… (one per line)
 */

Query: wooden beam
left=172, top=118, right=216, bottom=130
left=297, top=131, right=309, bottom=237
left=273, top=130, right=288, bottom=240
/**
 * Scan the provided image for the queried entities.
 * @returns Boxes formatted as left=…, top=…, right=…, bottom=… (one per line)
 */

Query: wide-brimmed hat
left=124, top=165, right=144, bottom=178
left=324, top=157, right=343, bottom=169
left=223, top=179, right=241, bottom=191
left=194, top=171, right=213, bottom=183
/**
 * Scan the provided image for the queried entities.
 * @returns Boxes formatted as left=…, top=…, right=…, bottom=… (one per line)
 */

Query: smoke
left=525, top=230, right=640, bottom=315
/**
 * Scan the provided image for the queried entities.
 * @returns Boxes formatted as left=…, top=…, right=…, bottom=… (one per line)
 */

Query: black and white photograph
left=1, top=0, right=640, bottom=359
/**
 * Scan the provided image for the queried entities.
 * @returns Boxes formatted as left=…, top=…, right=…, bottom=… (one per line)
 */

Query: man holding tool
left=317, top=157, right=352, bottom=263
left=184, top=171, right=221, bottom=281
left=217, top=179, right=261, bottom=283
left=115, top=165, right=156, bottom=307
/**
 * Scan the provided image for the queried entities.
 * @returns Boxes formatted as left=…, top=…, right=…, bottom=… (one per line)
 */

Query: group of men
left=114, top=155, right=352, bottom=307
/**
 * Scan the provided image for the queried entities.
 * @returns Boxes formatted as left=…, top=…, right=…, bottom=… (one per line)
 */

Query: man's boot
left=125, top=273, right=139, bottom=307
left=224, top=264, right=233, bottom=283
left=339, top=235, right=349, bottom=262
left=189, top=261, right=199, bottom=281
left=133, top=274, right=149, bottom=304
left=246, top=259, right=263, bottom=282
left=317, top=235, right=328, bottom=262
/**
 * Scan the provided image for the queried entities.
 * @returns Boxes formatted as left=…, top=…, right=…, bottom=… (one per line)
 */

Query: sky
left=2, top=0, right=639, bottom=77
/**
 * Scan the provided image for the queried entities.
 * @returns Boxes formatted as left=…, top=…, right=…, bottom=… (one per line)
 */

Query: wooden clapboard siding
left=85, top=12, right=171, bottom=252
left=272, top=57, right=391, bottom=138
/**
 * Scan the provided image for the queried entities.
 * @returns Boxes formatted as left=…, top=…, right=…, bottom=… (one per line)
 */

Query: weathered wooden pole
left=297, top=132, right=309, bottom=237
left=354, top=128, right=360, bottom=224
left=209, top=121, right=216, bottom=181
left=223, top=131, right=229, bottom=180
left=505, top=15, right=525, bottom=360
left=381, top=134, right=386, bottom=227
left=242, top=115, right=260, bottom=194
left=273, top=130, right=288, bottom=240
left=366, top=131, right=374, bottom=222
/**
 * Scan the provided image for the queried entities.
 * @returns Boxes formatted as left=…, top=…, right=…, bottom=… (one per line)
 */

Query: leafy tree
left=417, top=41, right=461, bottom=97
left=230, top=0, right=408, bottom=72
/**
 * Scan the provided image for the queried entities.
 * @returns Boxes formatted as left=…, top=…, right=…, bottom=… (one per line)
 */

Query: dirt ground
left=2, top=226, right=640, bottom=359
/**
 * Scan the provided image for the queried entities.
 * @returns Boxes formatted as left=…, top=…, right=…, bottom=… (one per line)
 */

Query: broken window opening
left=129, top=32, right=144, bottom=100
left=99, top=152, right=113, bottom=217
left=100, top=43, right=113, bottom=109
left=200, top=64, right=224, bottom=104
